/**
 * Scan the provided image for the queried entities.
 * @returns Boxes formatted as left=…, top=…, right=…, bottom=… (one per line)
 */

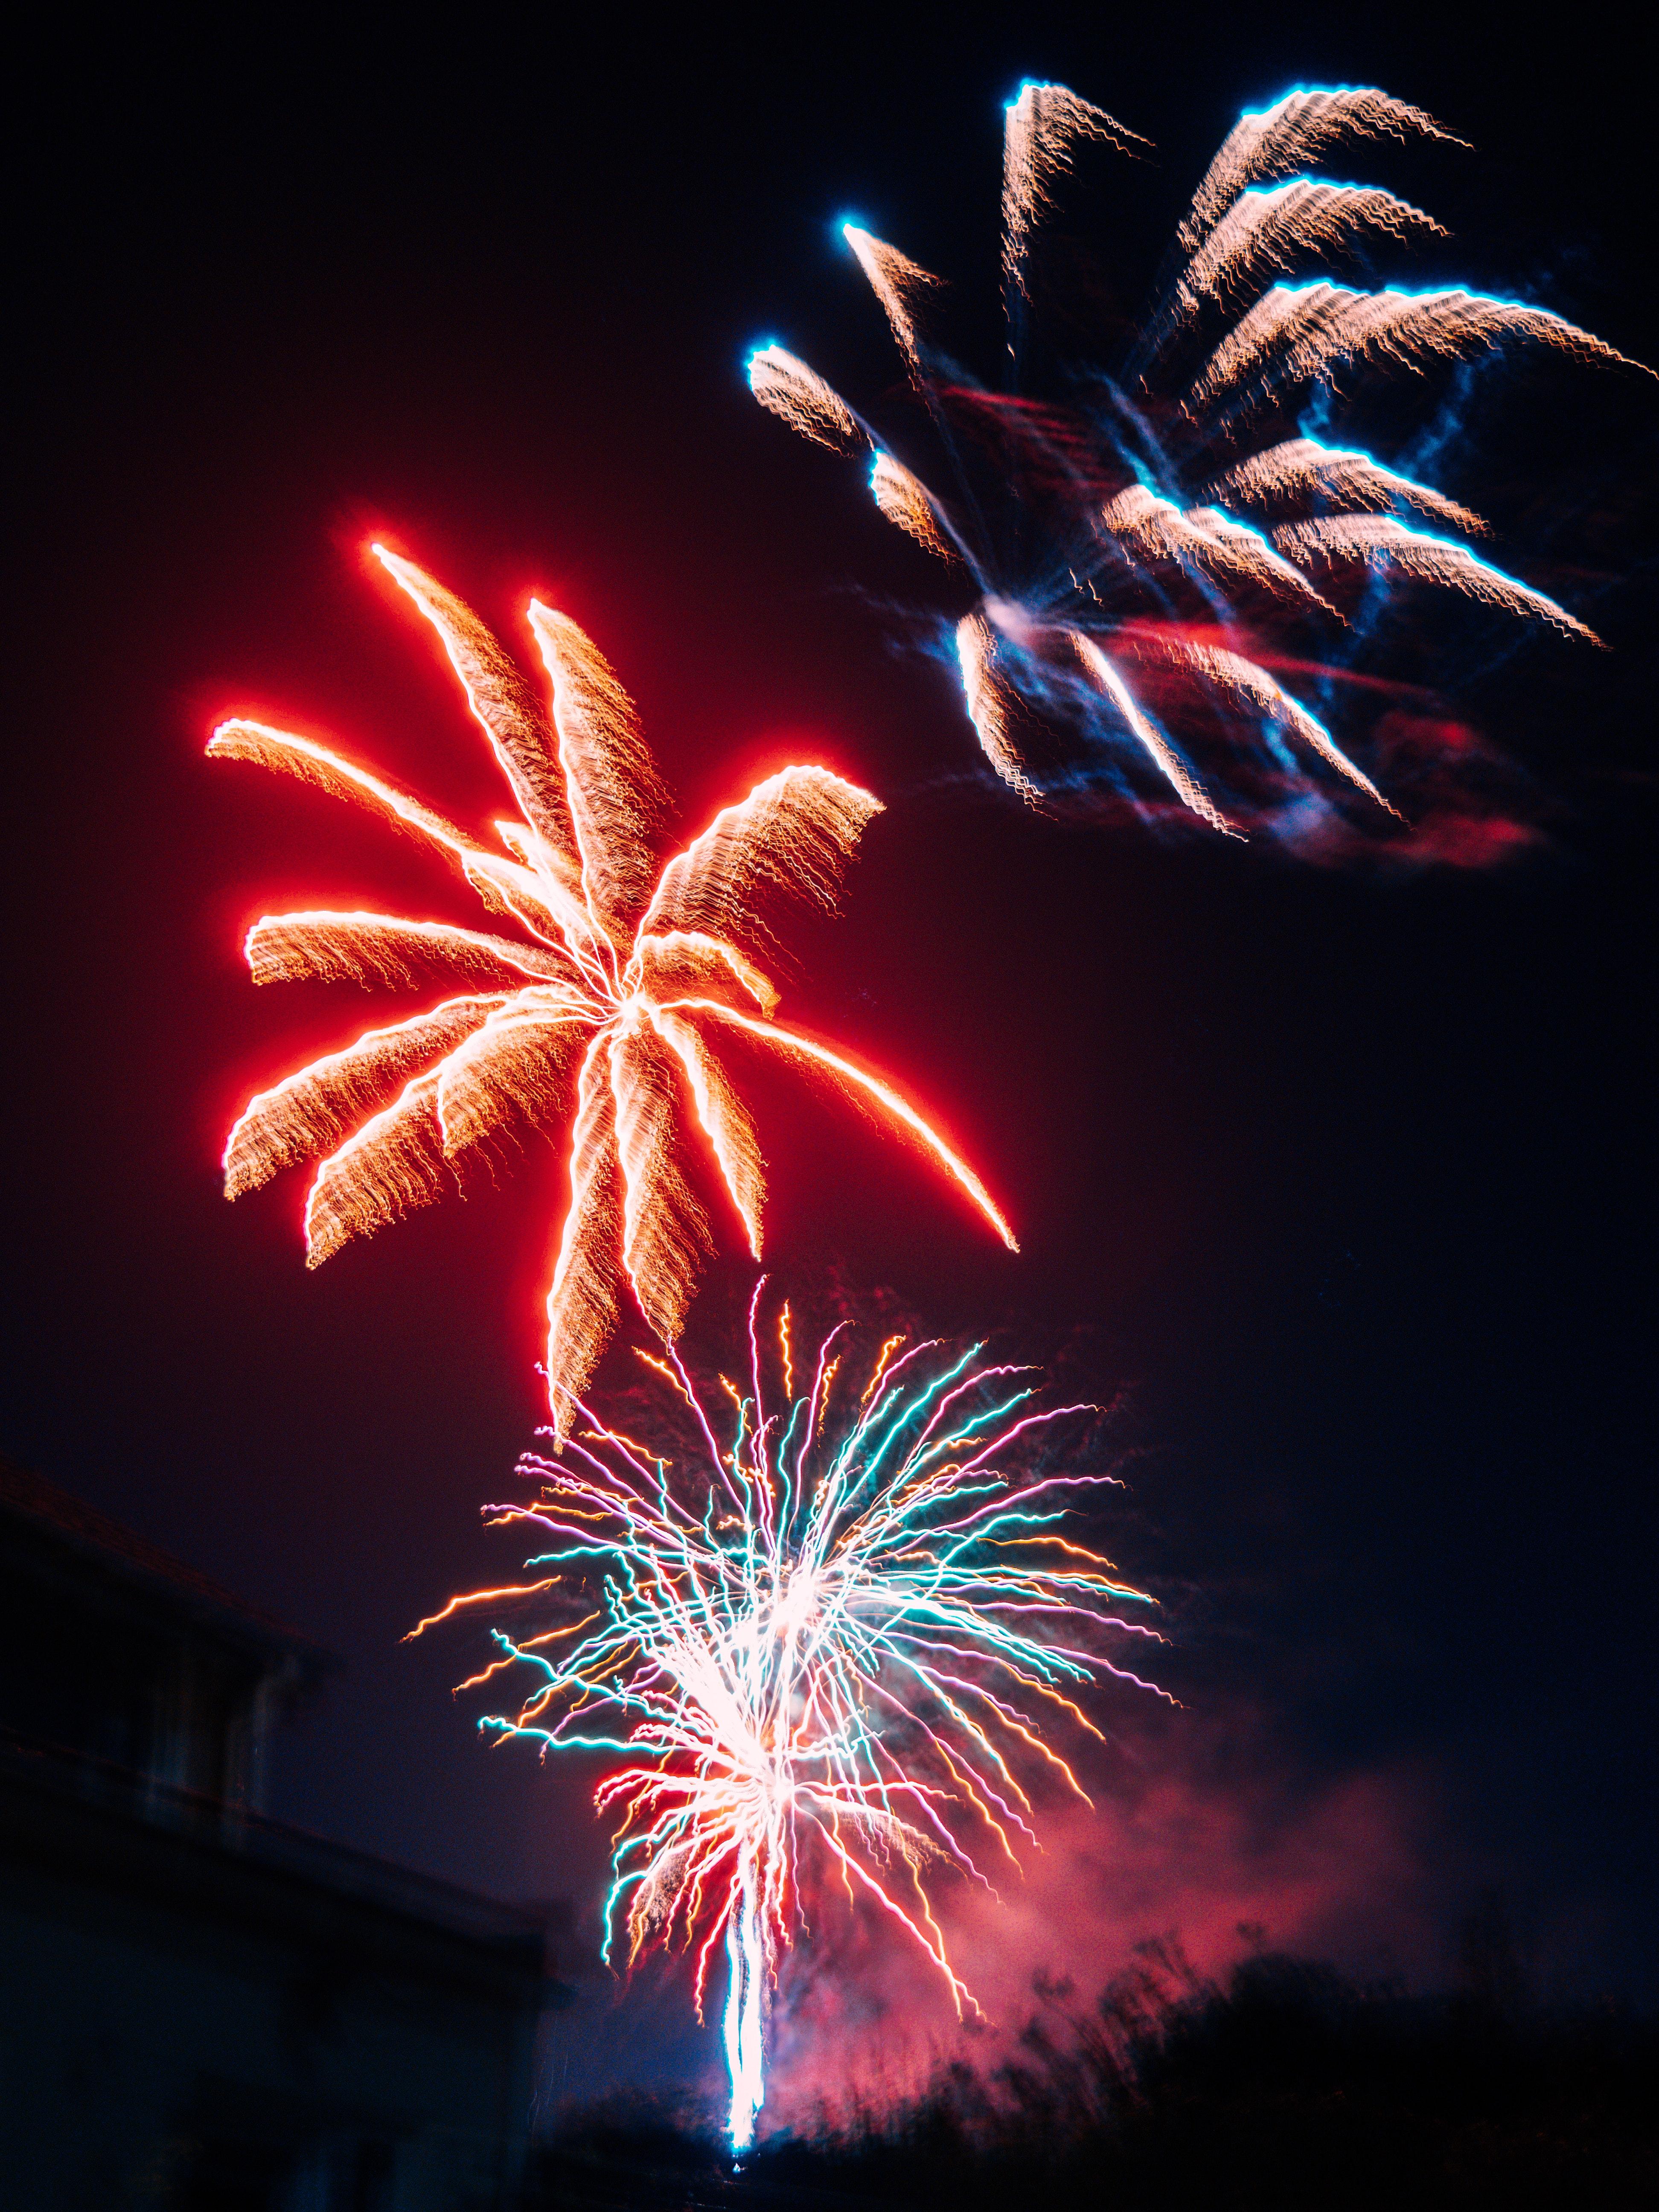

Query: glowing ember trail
left=212, top=548, right=1015, bottom=1429
left=438, top=1292, right=1167, bottom=2147
left=750, top=84, right=1649, bottom=852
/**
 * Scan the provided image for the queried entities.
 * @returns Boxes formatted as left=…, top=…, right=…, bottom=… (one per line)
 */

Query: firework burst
left=212, top=548, right=1014, bottom=1428
left=751, top=84, right=1648, bottom=852
left=438, top=1290, right=1166, bottom=2146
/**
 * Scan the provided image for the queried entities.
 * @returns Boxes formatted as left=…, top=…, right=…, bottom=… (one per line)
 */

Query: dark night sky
left=6, top=3, right=1656, bottom=2085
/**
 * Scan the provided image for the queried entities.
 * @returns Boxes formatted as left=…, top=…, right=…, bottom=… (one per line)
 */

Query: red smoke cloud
left=1292, top=710, right=1546, bottom=868
left=762, top=1712, right=1439, bottom=2129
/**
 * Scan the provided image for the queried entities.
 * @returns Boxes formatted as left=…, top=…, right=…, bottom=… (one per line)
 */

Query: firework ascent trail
left=750, top=84, right=1649, bottom=851
left=419, top=1291, right=1166, bottom=2147
left=210, top=550, right=1015, bottom=1430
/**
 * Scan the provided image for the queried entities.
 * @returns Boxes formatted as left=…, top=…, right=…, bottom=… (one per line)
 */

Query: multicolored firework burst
left=750, top=84, right=1648, bottom=853
left=423, top=1291, right=1166, bottom=2147
left=211, top=546, right=1014, bottom=1429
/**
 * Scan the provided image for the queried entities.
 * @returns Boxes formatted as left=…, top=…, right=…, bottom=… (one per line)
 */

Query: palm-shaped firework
left=430, top=1292, right=1164, bottom=2147
left=212, top=548, right=1015, bottom=1426
left=750, top=84, right=1646, bottom=847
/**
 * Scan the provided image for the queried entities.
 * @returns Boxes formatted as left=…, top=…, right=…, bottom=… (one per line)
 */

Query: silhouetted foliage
left=530, top=1943, right=1657, bottom=2209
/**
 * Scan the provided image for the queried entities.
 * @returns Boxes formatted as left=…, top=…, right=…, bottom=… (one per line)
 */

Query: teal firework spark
left=455, top=1289, right=1166, bottom=2147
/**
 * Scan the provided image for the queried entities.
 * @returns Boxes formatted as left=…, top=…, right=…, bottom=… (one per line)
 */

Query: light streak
left=1270, top=513, right=1602, bottom=642
left=1188, top=280, right=1644, bottom=413
left=1002, top=82, right=1148, bottom=314
left=212, top=547, right=1015, bottom=1430
left=1196, top=176, right=1444, bottom=291
left=956, top=611, right=1039, bottom=804
left=1179, top=87, right=1467, bottom=254
left=460, top=1300, right=1164, bottom=2147
left=403, top=1579, right=558, bottom=1640
left=1202, top=437, right=1487, bottom=539
left=1072, top=635, right=1238, bottom=838
left=1117, top=627, right=1396, bottom=812
left=840, top=225, right=940, bottom=376
left=871, top=451, right=960, bottom=561
left=750, top=83, right=1646, bottom=849
left=673, top=997, right=1019, bottom=1254
left=745, top=344, right=863, bottom=454
left=1097, top=485, right=1338, bottom=613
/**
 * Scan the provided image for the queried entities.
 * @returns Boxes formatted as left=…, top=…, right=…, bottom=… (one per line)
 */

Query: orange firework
left=212, top=547, right=1016, bottom=1431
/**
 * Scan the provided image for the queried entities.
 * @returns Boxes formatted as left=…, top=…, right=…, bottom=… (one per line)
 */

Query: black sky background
left=5, top=0, right=1655, bottom=2070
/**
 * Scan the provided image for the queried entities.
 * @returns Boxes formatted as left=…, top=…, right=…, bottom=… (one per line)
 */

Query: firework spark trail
left=1176, top=87, right=1467, bottom=255
left=212, top=549, right=1016, bottom=1431
left=745, top=345, right=865, bottom=454
left=1200, top=437, right=1487, bottom=538
left=750, top=83, right=1649, bottom=853
left=1146, top=180, right=1447, bottom=361
left=1269, top=514, right=1603, bottom=641
left=1097, top=486, right=1338, bottom=614
left=1189, top=280, right=1637, bottom=415
left=449, top=1298, right=1164, bottom=2147
left=1002, top=83, right=1149, bottom=323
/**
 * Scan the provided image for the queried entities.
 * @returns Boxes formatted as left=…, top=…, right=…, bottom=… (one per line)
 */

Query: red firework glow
left=211, top=546, right=1016, bottom=1430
